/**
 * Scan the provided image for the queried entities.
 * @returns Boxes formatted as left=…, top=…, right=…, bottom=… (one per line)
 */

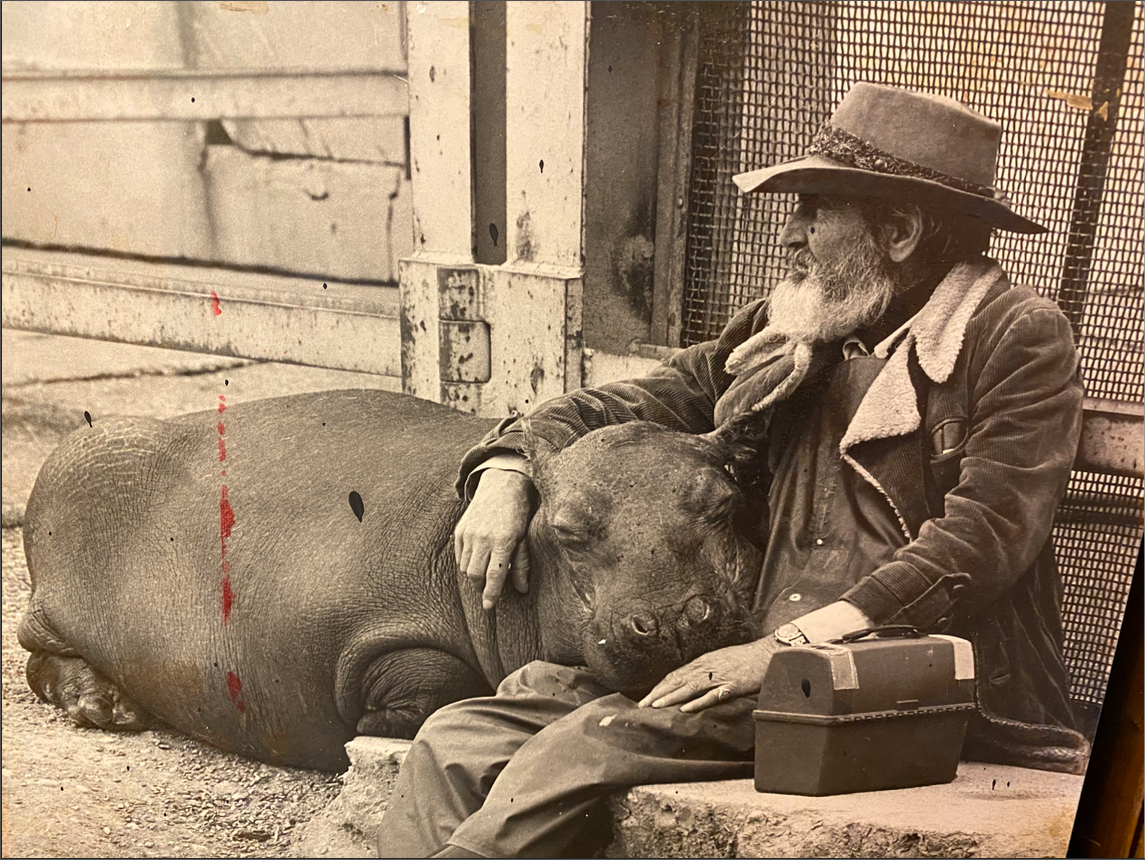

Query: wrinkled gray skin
left=19, top=389, right=762, bottom=771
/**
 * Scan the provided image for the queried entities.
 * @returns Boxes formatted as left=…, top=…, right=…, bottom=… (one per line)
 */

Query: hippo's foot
left=25, top=651, right=152, bottom=732
left=351, top=648, right=493, bottom=739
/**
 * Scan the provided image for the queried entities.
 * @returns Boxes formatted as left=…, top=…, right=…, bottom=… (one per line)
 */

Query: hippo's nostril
left=682, top=595, right=714, bottom=626
left=629, top=613, right=658, bottom=637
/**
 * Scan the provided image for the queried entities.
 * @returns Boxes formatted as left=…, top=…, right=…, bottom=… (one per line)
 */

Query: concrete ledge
left=2, top=249, right=401, bottom=376
left=336, top=737, right=1082, bottom=858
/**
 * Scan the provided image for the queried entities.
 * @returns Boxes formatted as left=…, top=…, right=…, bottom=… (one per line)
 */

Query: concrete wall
left=2, top=0, right=412, bottom=284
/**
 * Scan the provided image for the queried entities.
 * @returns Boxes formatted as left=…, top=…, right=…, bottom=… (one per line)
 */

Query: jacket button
left=788, top=593, right=802, bottom=602
left=815, top=538, right=824, bottom=546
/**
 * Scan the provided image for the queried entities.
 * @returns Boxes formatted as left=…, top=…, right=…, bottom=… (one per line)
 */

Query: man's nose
left=779, top=205, right=810, bottom=249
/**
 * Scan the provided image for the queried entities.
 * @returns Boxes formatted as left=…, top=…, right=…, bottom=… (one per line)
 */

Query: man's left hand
left=638, top=636, right=784, bottom=713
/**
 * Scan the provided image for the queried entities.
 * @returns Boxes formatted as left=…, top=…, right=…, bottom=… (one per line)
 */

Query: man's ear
left=882, top=204, right=925, bottom=264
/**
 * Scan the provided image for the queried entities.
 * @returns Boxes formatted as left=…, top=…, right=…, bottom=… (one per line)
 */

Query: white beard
left=762, top=233, right=898, bottom=347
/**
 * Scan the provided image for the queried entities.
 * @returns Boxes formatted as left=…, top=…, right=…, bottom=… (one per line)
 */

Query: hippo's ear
left=702, top=409, right=770, bottom=473
left=520, top=419, right=557, bottom=486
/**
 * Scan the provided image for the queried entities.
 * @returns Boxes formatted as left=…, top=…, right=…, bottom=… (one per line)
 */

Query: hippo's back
left=22, top=389, right=497, bottom=768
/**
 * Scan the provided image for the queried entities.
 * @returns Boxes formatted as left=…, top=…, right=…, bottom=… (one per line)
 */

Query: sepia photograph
left=2, top=1, right=1142, bottom=857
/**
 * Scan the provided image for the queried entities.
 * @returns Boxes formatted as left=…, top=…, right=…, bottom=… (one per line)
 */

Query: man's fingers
left=481, top=551, right=513, bottom=611
left=455, top=532, right=472, bottom=573
left=679, top=685, right=735, bottom=714
left=465, top=545, right=490, bottom=590
left=649, top=680, right=706, bottom=710
left=638, top=672, right=682, bottom=708
left=510, top=542, right=530, bottom=594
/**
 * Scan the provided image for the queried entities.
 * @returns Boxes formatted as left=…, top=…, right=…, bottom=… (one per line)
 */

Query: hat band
left=808, top=123, right=998, bottom=200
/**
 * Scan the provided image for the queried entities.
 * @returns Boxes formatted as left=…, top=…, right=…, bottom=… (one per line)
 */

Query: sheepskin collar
left=840, top=256, right=1004, bottom=455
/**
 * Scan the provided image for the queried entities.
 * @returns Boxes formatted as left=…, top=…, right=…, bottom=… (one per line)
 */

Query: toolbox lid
left=756, top=628, right=975, bottom=717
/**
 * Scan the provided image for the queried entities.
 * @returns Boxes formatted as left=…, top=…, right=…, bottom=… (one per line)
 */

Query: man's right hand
left=454, top=468, right=536, bottom=611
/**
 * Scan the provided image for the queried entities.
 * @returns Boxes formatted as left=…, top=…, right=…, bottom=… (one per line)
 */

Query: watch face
left=775, top=623, right=805, bottom=644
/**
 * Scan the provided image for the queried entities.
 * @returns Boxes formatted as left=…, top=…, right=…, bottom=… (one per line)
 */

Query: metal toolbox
left=753, top=627, right=976, bottom=796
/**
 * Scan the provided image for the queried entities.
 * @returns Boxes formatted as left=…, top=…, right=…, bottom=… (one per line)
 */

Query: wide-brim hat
left=733, top=83, right=1046, bottom=234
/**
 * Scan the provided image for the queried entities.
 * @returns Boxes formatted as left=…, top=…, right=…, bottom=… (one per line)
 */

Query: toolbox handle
left=833, top=625, right=923, bottom=643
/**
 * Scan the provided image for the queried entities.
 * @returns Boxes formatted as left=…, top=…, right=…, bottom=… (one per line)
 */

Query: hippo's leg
left=356, top=649, right=492, bottom=739
left=18, top=611, right=151, bottom=731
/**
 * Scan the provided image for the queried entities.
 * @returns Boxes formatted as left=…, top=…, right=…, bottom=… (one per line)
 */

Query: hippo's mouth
left=579, top=608, right=760, bottom=698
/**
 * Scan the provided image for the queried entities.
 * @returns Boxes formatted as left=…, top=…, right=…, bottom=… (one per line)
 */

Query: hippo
left=18, top=389, right=763, bottom=771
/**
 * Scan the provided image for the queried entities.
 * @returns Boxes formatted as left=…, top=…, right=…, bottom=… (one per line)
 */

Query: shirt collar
left=842, top=312, right=918, bottom=361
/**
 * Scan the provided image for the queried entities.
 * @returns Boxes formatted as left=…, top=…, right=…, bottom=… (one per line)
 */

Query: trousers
left=374, top=661, right=756, bottom=858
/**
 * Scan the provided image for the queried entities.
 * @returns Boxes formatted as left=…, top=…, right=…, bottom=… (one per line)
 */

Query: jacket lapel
left=839, top=257, right=1007, bottom=538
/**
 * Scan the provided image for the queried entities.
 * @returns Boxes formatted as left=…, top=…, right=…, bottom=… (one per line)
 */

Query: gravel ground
left=2, top=526, right=370, bottom=858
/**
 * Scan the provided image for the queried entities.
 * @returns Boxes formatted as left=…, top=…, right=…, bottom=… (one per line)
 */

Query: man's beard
left=763, top=231, right=900, bottom=346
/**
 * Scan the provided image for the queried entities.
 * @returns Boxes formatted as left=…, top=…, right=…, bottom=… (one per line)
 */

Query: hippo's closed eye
left=549, top=513, right=600, bottom=547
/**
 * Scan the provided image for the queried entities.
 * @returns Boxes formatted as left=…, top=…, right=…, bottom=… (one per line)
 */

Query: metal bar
left=2, top=70, right=409, bottom=123
left=471, top=0, right=508, bottom=266
left=1056, top=0, right=1137, bottom=336
left=651, top=6, right=699, bottom=348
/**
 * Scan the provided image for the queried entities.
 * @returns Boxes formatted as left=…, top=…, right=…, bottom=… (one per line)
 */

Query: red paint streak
left=222, top=574, right=234, bottom=622
left=225, top=670, right=246, bottom=712
left=217, top=393, right=234, bottom=627
left=220, top=488, right=235, bottom=539
left=211, top=291, right=222, bottom=316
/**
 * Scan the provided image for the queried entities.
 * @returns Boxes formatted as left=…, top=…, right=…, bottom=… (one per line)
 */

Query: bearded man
left=376, top=83, right=1088, bottom=859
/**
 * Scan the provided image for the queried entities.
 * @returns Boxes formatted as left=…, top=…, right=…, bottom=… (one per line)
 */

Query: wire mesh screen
left=1055, top=472, right=1142, bottom=705
left=681, top=1, right=1143, bottom=712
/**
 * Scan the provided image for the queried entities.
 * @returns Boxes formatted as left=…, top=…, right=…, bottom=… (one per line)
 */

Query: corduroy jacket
left=458, top=257, right=1090, bottom=773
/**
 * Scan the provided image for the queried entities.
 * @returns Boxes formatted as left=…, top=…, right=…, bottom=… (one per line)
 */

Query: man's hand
left=454, top=468, right=537, bottom=611
left=638, top=636, right=784, bottom=713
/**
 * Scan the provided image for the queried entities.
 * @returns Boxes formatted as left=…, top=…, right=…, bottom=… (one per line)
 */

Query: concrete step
left=333, top=737, right=1082, bottom=857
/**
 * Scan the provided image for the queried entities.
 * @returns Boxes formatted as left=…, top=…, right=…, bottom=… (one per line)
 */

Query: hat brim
left=733, top=155, right=1047, bottom=234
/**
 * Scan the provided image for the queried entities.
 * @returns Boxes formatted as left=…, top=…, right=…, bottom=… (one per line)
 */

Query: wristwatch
left=774, top=622, right=810, bottom=646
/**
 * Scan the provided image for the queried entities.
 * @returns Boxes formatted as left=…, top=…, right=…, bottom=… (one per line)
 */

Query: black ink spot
left=214, top=662, right=219, bottom=668
left=27, top=187, right=32, bottom=192
left=809, top=226, right=815, bottom=234
left=224, top=379, right=229, bottom=386
left=61, top=786, right=64, bottom=791
left=429, top=66, right=436, bottom=83
left=991, top=778, right=996, bottom=790
left=170, top=537, right=174, bottom=542
left=539, top=159, right=544, bottom=174
left=323, top=282, right=328, bottom=289
left=191, top=97, right=195, bottom=103
left=608, top=65, right=613, bottom=73
left=801, top=678, right=811, bottom=697
left=322, top=422, right=326, bottom=427
left=349, top=491, right=365, bottom=522
left=489, top=223, right=499, bottom=247
left=708, top=672, right=713, bottom=681
left=126, top=765, right=130, bottom=771
left=84, top=411, right=93, bottom=427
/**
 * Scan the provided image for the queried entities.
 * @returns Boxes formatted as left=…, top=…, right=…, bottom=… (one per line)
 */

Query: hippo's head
left=526, top=421, right=764, bottom=697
